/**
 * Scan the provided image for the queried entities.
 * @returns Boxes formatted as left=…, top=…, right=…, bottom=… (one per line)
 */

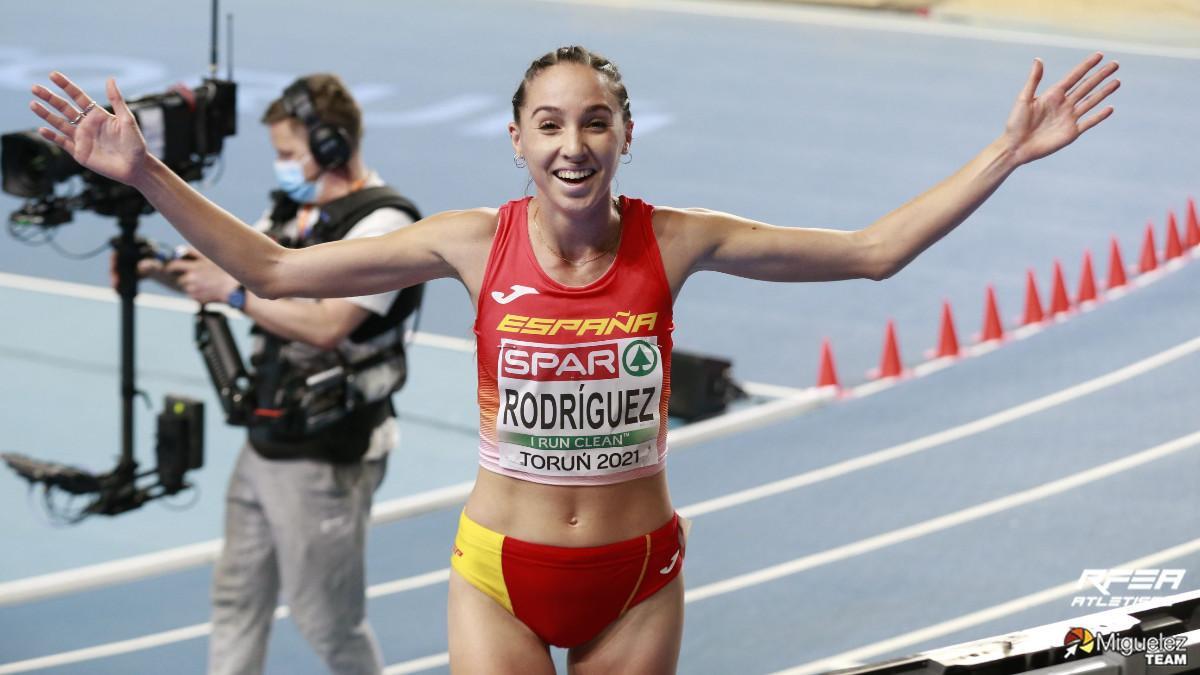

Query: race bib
left=496, top=336, right=663, bottom=478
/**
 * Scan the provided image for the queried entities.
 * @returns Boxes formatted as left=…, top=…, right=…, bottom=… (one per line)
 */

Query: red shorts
left=450, top=510, right=686, bottom=648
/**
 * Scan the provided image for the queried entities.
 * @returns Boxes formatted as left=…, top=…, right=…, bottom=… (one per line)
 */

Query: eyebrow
left=531, top=104, right=614, bottom=116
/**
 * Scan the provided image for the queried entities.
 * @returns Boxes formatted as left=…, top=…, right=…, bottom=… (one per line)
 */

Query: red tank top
left=473, top=196, right=674, bottom=486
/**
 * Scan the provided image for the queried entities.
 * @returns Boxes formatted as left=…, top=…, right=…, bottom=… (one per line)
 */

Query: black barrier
left=834, top=590, right=1200, bottom=675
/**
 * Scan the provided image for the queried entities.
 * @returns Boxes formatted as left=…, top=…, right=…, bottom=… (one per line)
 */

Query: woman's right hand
left=30, top=73, right=150, bottom=187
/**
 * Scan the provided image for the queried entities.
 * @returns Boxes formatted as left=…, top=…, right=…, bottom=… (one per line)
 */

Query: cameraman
left=133, top=74, right=419, bottom=675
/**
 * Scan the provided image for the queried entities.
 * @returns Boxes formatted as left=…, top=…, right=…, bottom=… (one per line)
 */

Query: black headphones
left=281, top=79, right=353, bottom=171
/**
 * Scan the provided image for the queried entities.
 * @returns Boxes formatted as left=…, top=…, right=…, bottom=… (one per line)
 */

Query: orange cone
left=1107, top=236, right=1127, bottom=290
left=1165, top=211, right=1184, bottom=260
left=1077, top=250, right=1097, bottom=304
left=817, top=339, right=840, bottom=389
left=1186, top=198, right=1200, bottom=249
left=877, top=320, right=903, bottom=379
left=1050, top=260, right=1071, bottom=316
left=1022, top=269, right=1044, bottom=325
left=1139, top=222, right=1158, bottom=273
left=935, top=301, right=960, bottom=358
left=981, top=285, right=1004, bottom=342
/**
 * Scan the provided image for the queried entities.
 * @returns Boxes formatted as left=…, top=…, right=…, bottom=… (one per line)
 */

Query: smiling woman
left=28, top=43, right=1118, bottom=673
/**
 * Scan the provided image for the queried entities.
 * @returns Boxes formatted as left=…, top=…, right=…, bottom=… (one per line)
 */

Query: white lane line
left=683, top=429, right=1200, bottom=603
left=0, top=272, right=476, bottom=353
left=771, top=538, right=1200, bottom=675
left=0, top=480, right=475, bottom=608
left=537, top=0, right=1200, bottom=60
left=7, top=427, right=1196, bottom=673
left=0, top=569, right=450, bottom=674
left=0, top=624, right=214, bottom=675
left=678, top=334, right=1200, bottom=519
left=740, top=380, right=810, bottom=398
left=367, top=569, right=450, bottom=600
left=383, top=652, right=451, bottom=675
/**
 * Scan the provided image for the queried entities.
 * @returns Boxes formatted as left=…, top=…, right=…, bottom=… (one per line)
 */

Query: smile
left=553, top=168, right=597, bottom=185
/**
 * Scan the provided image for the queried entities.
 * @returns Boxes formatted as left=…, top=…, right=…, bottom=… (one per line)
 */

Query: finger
left=36, top=126, right=76, bottom=155
left=1053, top=52, right=1104, bottom=94
left=31, top=85, right=80, bottom=120
left=1020, top=58, right=1044, bottom=101
left=29, top=100, right=76, bottom=136
left=1067, top=61, right=1119, bottom=104
left=1078, top=106, right=1115, bottom=134
left=49, top=71, right=96, bottom=111
left=1076, top=79, right=1120, bottom=117
left=107, top=78, right=134, bottom=120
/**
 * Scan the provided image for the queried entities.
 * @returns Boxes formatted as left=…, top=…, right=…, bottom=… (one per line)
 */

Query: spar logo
left=500, top=343, right=618, bottom=381
left=622, top=340, right=659, bottom=377
left=1064, top=627, right=1096, bottom=658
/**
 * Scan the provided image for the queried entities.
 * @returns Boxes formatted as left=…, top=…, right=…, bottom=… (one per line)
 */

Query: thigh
left=567, top=573, right=685, bottom=675
left=213, top=447, right=278, bottom=598
left=263, top=459, right=373, bottom=619
left=447, top=569, right=555, bottom=675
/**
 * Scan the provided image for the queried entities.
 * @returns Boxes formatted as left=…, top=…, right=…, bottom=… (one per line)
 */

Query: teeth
left=555, top=169, right=595, bottom=180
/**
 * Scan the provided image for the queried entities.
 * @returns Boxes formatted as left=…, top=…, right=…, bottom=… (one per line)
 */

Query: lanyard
left=296, top=175, right=368, bottom=240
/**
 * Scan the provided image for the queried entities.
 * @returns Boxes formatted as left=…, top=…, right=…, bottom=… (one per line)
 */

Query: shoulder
left=651, top=205, right=729, bottom=240
left=421, top=207, right=499, bottom=237
left=407, top=208, right=501, bottom=258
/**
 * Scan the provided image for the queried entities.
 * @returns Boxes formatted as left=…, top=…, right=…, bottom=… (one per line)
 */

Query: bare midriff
left=464, top=467, right=673, bottom=547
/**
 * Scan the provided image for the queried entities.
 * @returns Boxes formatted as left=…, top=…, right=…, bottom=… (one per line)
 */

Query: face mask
left=273, top=159, right=321, bottom=204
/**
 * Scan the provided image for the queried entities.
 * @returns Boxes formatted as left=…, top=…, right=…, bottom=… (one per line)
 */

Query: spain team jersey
left=473, top=196, right=674, bottom=486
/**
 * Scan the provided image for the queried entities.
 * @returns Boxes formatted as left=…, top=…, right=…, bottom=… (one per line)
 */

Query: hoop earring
left=620, top=151, right=632, bottom=165
left=514, top=154, right=527, bottom=169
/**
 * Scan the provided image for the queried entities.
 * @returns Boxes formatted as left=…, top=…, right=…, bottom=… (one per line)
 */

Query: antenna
left=226, top=12, right=234, bottom=80
left=209, top=0, right=219, bottom=78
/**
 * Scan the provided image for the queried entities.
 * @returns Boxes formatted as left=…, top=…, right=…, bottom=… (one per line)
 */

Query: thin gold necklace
left=531, top=199, right=623, bottom=267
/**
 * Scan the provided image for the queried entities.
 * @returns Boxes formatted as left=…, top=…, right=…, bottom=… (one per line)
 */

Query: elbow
left=867, top=258, right=902, bottom=282
left=244, top=252, right=289, bottom=300
left=313, top=325, right=355, bottom=351
left=856, top=230, right=901, bottom=281
left=311, top=333, right=343, bottom=352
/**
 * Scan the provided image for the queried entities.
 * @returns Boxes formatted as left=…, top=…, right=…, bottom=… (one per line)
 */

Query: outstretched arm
left=30, top=73, right=455, bottom=299
left=676, top=53, right=1120, bottom=283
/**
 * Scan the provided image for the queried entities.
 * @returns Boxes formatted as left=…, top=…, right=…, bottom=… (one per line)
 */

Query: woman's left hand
left=1003, top=53, right=1120, bottom=166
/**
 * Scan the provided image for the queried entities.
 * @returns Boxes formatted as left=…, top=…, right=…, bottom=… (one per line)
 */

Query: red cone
left=1107, top=236, right=1127, bottom=290
left=1165, top=211, right=1184, bottom=260
left=1049, top=260, right=1071, bottom=316
left=877, top=320, right=903, bottom=379
left=935, top=301, right=960, bottom=358
left=1022, top=269, right=1044, bottom=325
left=1139, top=222, right=1158, bottom=274
left=817, top=339, right=840, bottom=389
left=981, top=285, right=1004, bottom=342
left=1186, top=198, right=1200, bottom=249
left=1077, top=250, right=1097, bottom=304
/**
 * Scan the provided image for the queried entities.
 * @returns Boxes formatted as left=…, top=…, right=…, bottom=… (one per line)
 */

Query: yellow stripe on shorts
left=450, top=510, right=513, bottom=613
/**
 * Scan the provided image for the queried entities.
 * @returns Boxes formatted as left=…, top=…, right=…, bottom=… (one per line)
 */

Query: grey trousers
left=207, top=445, right=387, bottom=675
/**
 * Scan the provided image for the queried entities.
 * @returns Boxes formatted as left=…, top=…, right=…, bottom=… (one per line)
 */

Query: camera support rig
left=0, top=0, right=233, bottom=522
